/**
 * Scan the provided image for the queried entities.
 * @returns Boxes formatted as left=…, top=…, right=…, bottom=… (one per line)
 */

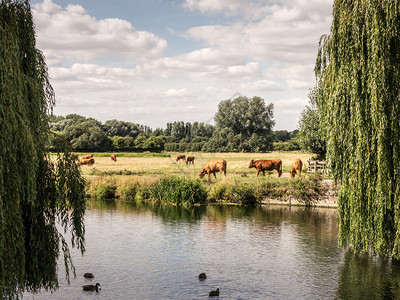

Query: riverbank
left=79, top=151, right=337, bottom=207
left=84, top=172, right=337, bottom=207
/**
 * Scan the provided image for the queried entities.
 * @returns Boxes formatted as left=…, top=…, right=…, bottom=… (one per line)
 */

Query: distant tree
left=103, top=119, right=144, bottom=138
left=297, top=88, right=326, bottom=159
left=204, top=96, right=274, bottom=152
left=274, top=130, right=291, bottom=142
left=143, top=136, right=165, bottom=151
left=0, top=1, right=85, bottom=298
left=63, top=119, right=111, bottom=151
left=134, top=133, right=148, bottom=150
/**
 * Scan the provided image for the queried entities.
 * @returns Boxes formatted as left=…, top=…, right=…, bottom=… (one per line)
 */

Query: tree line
left=48, top=96, right=300, bottom=153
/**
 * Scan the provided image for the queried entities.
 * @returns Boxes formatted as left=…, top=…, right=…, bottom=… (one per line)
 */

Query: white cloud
left=31, top=0, right=332, bottom=130
left=185, top=0, right=332, bottom=64
left=33, top=0, right=167, bottom=62
left=183, top=0, right=274, bottom=20
left=239, top=79, right=282, bottom=92
left=164, top=88, right=192, bottom=97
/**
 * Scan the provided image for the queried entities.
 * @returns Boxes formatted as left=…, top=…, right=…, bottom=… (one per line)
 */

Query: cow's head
left=198, top=170, right=206, bottom=179
left=248, top=159, right=256, bottom=168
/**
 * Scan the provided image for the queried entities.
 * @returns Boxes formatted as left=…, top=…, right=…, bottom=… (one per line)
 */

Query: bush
left=289, top=175, right=325, bottom=206
left=209, top=183, right=230, bottom=202
left=229, top=183, right=258, bottom=205
left=95, top=183, right=117, bottom=200
left=150, top=176, right=207, bottom=206
left=117, top=182, right=139, bottom=201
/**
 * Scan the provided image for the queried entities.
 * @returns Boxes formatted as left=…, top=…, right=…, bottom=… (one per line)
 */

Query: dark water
left=24, top=201, right=400, bottom=299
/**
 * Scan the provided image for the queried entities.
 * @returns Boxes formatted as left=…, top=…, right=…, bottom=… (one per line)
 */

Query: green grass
left=85, top=173, right=328, bottom=206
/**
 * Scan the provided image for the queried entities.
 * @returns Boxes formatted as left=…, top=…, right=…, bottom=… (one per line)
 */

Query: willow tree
left=316, top=1, right=400, bottom=258
left=0, top=1, right=86, bottom=298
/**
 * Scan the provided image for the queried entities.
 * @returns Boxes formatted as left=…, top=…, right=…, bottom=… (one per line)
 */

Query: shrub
left=229, top=183, right=258, bottom=205
left=150, top=176, right=207, bottom=206
left=95, top=182, right=117, bottom=200
left=209, top=183, right=229, bottom=202
left=289, top=175, right=326, bottom=206
left=117, top=182, right=139, bottom=201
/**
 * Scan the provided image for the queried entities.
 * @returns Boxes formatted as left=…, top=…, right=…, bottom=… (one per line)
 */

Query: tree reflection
left=337, top=251, right=400, bottom=299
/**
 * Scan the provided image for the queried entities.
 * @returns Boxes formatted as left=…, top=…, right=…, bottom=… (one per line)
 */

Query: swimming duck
left=82, top=283, right=101, bottom=292
left=209, top=288, right=219, bottom=297
left=198, top=272, right=207, bottom=280
left=83, top=273, right=94, bottom=279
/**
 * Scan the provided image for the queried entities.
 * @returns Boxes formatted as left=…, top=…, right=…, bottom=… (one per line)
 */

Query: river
left=24, top=201, right=400, bottom=299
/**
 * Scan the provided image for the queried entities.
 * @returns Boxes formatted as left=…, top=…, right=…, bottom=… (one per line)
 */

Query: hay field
left=79, top=151, right=313, bottom=180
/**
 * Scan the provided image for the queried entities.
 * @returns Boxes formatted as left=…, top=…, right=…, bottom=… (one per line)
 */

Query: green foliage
left=149, top=177, right=207, bottom=206
left=273, top=140, right=300, bottom=151
left=204, top=96, right=275, bottom=152
left=0, top=1, right=86, bottom=298
left=209, top=183, right=230, bottom=202
left=103, top=119, right=145, bottom=138
left=316, top=1, right=400, bottom=258
left=117, top=182, right=140, bottom=201
left=95, top=183, right=117, bottom=200
left=229, top=183, right=258, bottom=205
left=297, top=88, right=326, bottom=159
left=289, top=175, right=324, bottom=206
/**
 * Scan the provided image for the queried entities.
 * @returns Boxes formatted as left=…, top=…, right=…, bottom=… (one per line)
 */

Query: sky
left=30, top=0, right=333, bottom=131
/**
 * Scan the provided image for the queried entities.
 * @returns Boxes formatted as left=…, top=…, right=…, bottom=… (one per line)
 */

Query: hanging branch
left=0, top=1, right=86, bottom=298
left=316, top=0, right=400, bottom=258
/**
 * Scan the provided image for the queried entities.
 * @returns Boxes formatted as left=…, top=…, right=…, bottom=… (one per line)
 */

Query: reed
left=149, top=176, right=207, bottom=206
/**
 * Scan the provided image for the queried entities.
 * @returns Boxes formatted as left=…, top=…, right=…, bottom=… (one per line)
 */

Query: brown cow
left=290, top=158, right=303, bottom=178
left=186, top=156, right=195, bottom=164
left=80, top=157, right=95, bottom=165
left=176, top=154, right=186, bottom=162
left=248, top=159, right=282, bottom=177
left=82, top=154, right=93, bottom=159
left=199, top=159, right=227, bottom=182
left=111, top=154, right=117, bottom=162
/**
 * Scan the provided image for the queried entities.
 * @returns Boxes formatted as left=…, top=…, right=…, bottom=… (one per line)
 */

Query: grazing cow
left=248, top=159, right=282, bottom=177
left=176, top=154, right=186, bottom=162
left=186, top=156, right=195, bottom=164
left=199, top=159, right=227, bottom=182
left=111, top=154, right=117, bottom=162
left=82, top=154, right=93, bottom=159
left=71, top=153, right=79, bottom=160
left=80, top=158, right=95, bottom=166
left=290, top=158, right=303, bottom=178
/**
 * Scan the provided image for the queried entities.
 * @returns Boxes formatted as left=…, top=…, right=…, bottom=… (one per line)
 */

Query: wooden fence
left=307, top=160, right=327, bottom=174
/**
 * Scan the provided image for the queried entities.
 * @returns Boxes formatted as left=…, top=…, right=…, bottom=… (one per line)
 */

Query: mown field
left=77, top=151, right=331, bottom=206
left=79, top=151, right=313, bottom=179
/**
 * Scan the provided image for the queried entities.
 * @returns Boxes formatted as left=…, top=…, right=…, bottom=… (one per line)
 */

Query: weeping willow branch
left=0, top=1, right=86, bottom=298
left=316, top=0, right=400, bottom=258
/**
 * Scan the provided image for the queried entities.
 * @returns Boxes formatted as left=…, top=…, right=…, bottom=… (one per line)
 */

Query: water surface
left=25, top=201, right=400, bottom=299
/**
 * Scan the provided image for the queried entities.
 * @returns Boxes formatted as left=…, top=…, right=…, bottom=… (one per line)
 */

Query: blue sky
left=30, top=0, right=333, bottom=130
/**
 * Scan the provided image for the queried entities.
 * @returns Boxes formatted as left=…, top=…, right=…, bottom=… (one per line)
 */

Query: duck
left=209, top=288, right=219, bottom=297
left=83, top=273, right=94, bottom=279
left=198, top=272, right=207, bottom=280
left=82, top=283, right=101, bottom=292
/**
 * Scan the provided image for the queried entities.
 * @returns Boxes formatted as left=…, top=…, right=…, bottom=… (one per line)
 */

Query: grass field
left=79, top=151, right=313, bottom=180
left=79, top=151, right=331, bottom=205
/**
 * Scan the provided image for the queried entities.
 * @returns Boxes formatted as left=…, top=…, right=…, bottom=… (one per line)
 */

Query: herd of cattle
left=176, top=154, right=303, bottom=182
left=77, top=153, right=117, bottom=165
left=75, top=152, right=303, bottom=182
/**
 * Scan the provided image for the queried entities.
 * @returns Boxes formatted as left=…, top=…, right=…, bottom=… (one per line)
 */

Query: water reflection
left=22, top=200, right=400, bottom=299
left=337, top=251, right=400, bottom=299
